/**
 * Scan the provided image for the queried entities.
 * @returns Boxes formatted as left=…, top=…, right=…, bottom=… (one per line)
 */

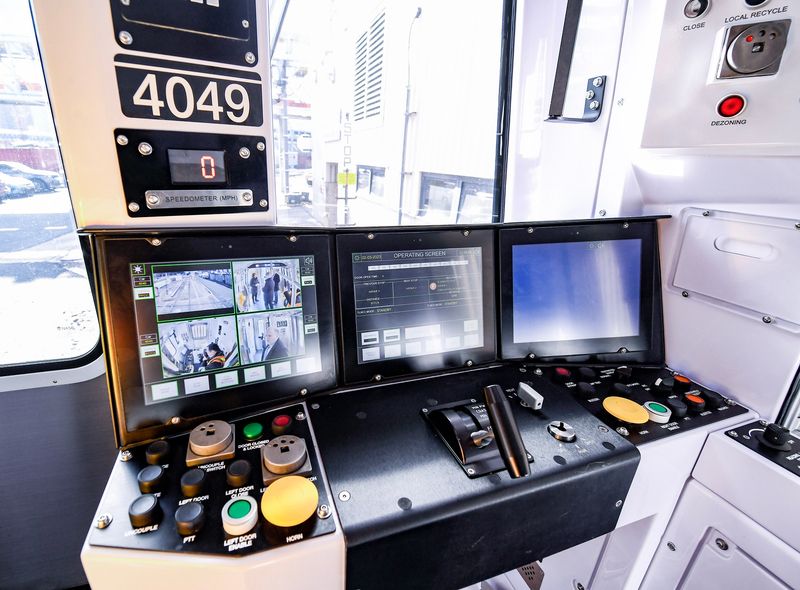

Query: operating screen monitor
left=96, top=233, right=337, bottom=447
left=337, top=230, right=496, bottom=383
left=499, top=222, right=663, bottom=363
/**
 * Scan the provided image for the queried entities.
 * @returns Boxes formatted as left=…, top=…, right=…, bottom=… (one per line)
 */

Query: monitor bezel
left=499, top=221, right=664, bottom=364
left=336, top=229, right=497, bottom=385
left=94, top=232, right=338, bottom=448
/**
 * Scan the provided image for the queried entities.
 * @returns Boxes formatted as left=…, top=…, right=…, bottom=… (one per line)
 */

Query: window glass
left=271, top=0, right=505, bottom=227
left=0, top=0, right=99, bottom=368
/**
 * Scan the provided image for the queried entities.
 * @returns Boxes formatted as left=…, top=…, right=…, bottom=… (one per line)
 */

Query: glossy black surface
left=312, top=364, right=639, bottom=590
left=726, top=420, right=800, bottom=478
left=542, top=365, right=749, bottom=444
left=87, top=403, right=335, bottom=555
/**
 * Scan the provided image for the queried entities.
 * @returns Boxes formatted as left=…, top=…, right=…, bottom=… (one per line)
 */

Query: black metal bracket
left=545, top=0, right=607, bottom=123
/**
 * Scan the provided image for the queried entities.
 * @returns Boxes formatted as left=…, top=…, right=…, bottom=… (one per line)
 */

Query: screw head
left=575, top=583, right=585, bottom=590
left=615, top=499, right=623, bottom=508
left=259, top=199, right=268, bottom=208
left=682, top=290, right=689, bottom=298
left=146, top=193, right=159, bottom=205
left=616, top=426, right=630, bottom=436
left=118, top=31, right=133, bottom=46
left=466, top=468, right=476, bottom=475
left=242, top=19, right=250, bottom=28
left=116, top=134, right=129, bottom=146
left=762, top=316, right=773, bottom=324
left=289, top=235, right=298, bottom=242
left=534, top=368, right=543, bottom=376
left=589, top=100, right=600, bottom=111
left=256, top=141, right=266, bottom=151
left=150, top=239, right=162, bottom=247
left=299, top=388, right=308, bottom=396
left=585, top=90, right=595, bottom=100
left=95, top=513, right=113, bottom=529
left=317, top=504, right=331, bottom=519
left=598, top=209, right=607, bottom=217
left=169, top=416, right=180, bottom=425
left=622, top=222, right=629, bottom=228
left=239, top=147, right=251, bottom=159
left=120, top=0, right=130, bottom=5
left=462, top=229, right=470, bottom=236
left=715, top=538, right=729, bottom=551
left=245, top=52, right=256, bottom=64
left=795, top=222, right=800, bottom=229
left=367, top=233, right=375, bottom=240
left=120, top=450, right=133, bottom=462
left=138, top=142, right=153, bottom=156
left=374, top=374, right=382, bottom=382
left=338, top=490, right=351, bottom=502
left=598, top=425, right=609, bottom=433
left=466, top=360, right=473, bottom=367
left=593, top=76, right=604, bottom=87
left=242, top=190, right=253, bottom=202
left=527, top=353, right=535, bottom=360
left=296, top=411, right=306, bottom=421
left=667, top=542, right=676, bottom=551
left=127, top=202, right=140, bottom=213
left=527, top=227, right=533, bottom=233
left=702, top=210, right=711, bottom=216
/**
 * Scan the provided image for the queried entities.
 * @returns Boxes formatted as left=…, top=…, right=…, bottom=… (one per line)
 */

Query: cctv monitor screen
left=337, top=230, right=496, bottom=383
left=96, top=233, right=337, bottom=447
left=499, top=222, right=663, bottom=363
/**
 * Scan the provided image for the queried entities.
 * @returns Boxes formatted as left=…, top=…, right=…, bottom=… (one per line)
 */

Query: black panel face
left=95, top=233, right=337, bottom=447
left=499, top=221, right=664, bottom=364
left=537, top=364, right=749, bottom=445
left=336, top=230, right=497, bottom=384
left=87, top=403, right=336, bottom=555
left=116, top=129, right=268, bottom=218
left=311, top=365, right=639, bottom=590
left=110, top=0, right=259, bottom=67
left=726, top=421, right=800, bottom=478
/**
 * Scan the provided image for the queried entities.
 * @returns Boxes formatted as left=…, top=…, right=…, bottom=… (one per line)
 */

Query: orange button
left=674, top=375, right=691, bottom=385
left=685, top=394, right=703, bottom=404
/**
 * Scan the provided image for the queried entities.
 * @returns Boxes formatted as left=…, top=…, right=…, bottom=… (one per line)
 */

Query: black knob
left=612, top=383, right=631, bottom=396
left=128, top=494, right=161, bottom=528
left=145, top=440, right=170, bottom=465
left=553, top=367, right=572, bottom=383
left=577, top=367, right=597, bottom=381
left=175, top=502, right=205, bottom=536
left=614, top=366, right=634, bottom=383
left=684, top=393, right=706, bottom=413
left=577, top=382, right=597, bottom=398
left=227, top=459, right=251, bottom=488
left=673, top=374, right=692, bottom=393
left=666, top=398, right=687, bottom=419
left=271, top=414, right=293, bottom=436
left=653, top=377, right=674, bottom=395
left=181, top=468, right=206, bottom=498
left=483, top=384, right=530, bottom=478
left=764, top=423, right=790, bottom=447
left=702, top=390, right=725, bottom=409
left=137, top=465, right=164, bottom=494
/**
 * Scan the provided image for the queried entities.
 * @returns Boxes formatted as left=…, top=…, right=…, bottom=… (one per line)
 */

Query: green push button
left=649, top=402, right=668, bottom=413
left=243, top=422, right=263, bottom=441
left=228, top=499, right=252, bottom=519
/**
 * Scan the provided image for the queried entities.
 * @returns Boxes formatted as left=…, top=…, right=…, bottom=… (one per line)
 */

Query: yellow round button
left=261, top=475, right=319, bottom=527
left=602, top=396, right=649, bottom=425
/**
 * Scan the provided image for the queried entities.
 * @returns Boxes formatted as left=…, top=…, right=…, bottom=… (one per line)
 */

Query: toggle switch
left=517, top=382, right=544, bottom=410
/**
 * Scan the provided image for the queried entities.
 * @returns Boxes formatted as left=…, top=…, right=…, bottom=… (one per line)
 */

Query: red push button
left=717, top=95, right=746, bottom=118
left=271, top=414, right=293, bottom=436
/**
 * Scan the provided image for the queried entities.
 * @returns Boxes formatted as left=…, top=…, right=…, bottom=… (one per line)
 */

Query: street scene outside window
left=0, top=1, right=99, bottom=368
left=271, top=0, right=505, bottom=227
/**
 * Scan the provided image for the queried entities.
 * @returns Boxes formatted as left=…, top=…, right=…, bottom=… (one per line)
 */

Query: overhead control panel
left=642, top=0, right=797, bottom=149
left=32, top=0, right=276, bottom=228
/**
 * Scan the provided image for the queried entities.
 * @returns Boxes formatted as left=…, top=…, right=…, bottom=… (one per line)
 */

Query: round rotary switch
left=684, top=393, right=706, bottom=413
left=653, top=377, right=674, bottom=396
left=666, top=397, right=688, bottom=419
left=547, top=421, right=577, bottom=443
left=614, top=366, right=634, bottom=383
left=189, top=420, right=233, bottom=457
left=577, top=382, right=597, bottom=398
left=261, top=476, right=319, bottom=528
left=175, top=502, right=205, bottom=536
left=701, top=390, right=725, bottom=410
left=137, top=465, right=164, bottom=493
left=145, top=440, right=170, bottom=465
left=221, top=496, right=259, bottom=536
left=227, top=459, right=252, bottom=488
left=263, top=435, right=308, bottom=475
left=128, top=494, right=161, bottom=528
left=181, top=468, right=206, bottom=498
left=577, top=367, right=597, bottom=381
left=602, top=396, right=649, bottom=425
left=756, top=423, right=792, bottom=451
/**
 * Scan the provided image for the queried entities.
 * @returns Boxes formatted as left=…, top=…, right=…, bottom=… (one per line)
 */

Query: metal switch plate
left=718, top=19, right=791, bottom=79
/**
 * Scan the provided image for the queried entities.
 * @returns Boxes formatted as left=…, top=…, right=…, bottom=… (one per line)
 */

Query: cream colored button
left=602, top=396, right=649, bottom=425
left=261, top=476, right=319, bottom=527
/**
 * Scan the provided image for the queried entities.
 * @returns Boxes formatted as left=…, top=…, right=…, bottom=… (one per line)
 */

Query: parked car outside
left=0, top=171, right=35, bottom=197
left=0, top=161, right=63, bottom=192
left=0, top=180, right=10, bottom=202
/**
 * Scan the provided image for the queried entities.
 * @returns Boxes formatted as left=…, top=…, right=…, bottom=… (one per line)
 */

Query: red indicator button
left=717, top=95, right=746, bottom=118
left=274, top=415, right=291, bottom=427
left=271, top=414, right=293, bottom=436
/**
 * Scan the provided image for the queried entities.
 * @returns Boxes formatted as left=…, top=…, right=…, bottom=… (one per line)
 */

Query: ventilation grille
left=353, top=12, right=385, bottom=121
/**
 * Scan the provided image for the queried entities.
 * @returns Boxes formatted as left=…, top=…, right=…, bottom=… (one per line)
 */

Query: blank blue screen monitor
left=512, top=239, right=642, bottom=344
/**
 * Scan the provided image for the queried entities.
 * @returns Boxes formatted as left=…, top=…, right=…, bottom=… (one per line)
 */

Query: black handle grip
left=483, top=384, right=530, bottom=478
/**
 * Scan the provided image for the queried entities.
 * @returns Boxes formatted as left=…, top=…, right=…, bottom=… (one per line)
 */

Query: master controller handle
left=483, top=384, right=530, bottom=478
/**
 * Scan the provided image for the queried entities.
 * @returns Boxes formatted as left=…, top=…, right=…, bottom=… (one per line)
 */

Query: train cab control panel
left=726, top=420, right=800, bottom=478
left=88, top=403, right=335, bottom=556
